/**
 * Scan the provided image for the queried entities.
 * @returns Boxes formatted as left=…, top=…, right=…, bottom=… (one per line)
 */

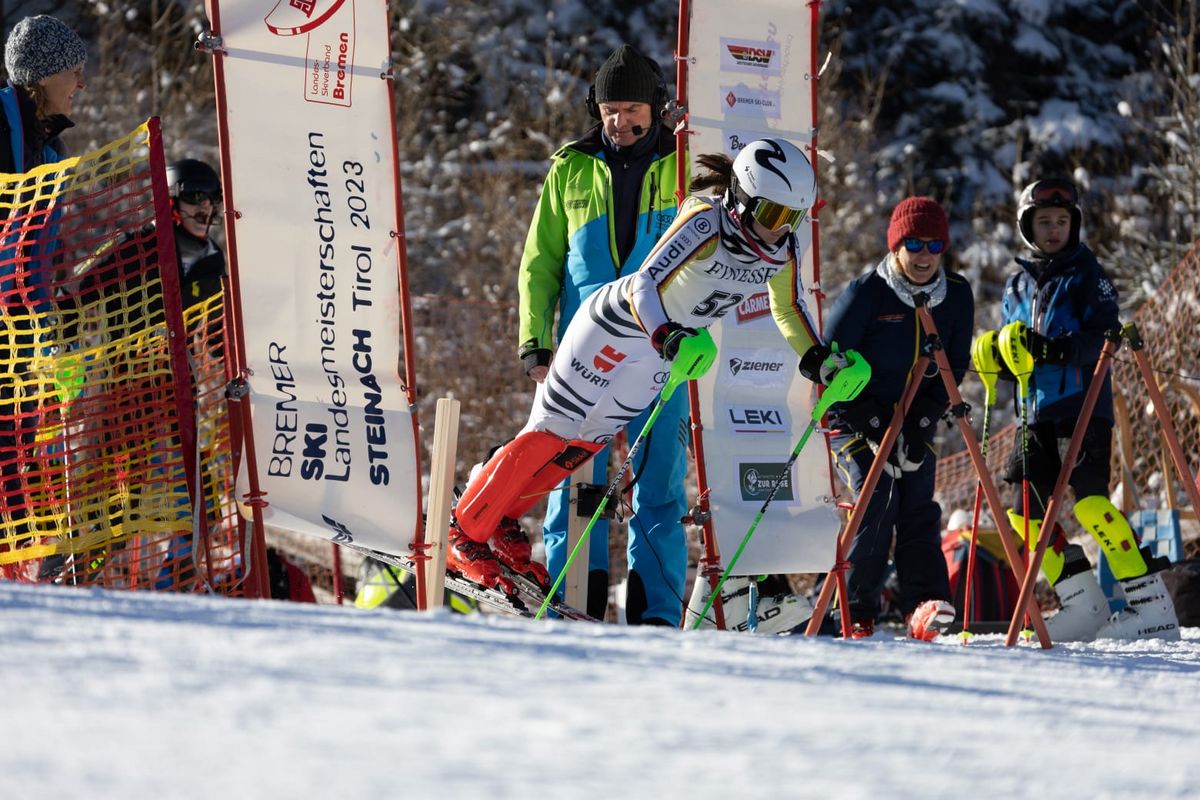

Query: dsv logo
left=729, top=357, right=784, bottom=376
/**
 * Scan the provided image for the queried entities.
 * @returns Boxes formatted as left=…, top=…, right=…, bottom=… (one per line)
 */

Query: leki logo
left=265, top=0, right=347, bottom=35
left=726, top=44, right=774, bottom=67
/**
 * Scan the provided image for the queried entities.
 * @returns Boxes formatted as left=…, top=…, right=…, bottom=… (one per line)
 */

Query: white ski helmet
left=729, top=138, right=816, bottom=233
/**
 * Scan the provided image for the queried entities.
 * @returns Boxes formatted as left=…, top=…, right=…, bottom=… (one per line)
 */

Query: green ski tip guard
left=664, top=328, right=717, bottom=399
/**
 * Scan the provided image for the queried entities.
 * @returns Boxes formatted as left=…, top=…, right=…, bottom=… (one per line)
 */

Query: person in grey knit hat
left=0, top=15, right=87, bottom=543
left=1, top=14, right=87, bottom=172
left=5, top=15, right=88, bottom=88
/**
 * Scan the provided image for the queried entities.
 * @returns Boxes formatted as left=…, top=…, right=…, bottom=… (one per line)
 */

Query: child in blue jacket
left=997, top=177, right=1178, bottom=641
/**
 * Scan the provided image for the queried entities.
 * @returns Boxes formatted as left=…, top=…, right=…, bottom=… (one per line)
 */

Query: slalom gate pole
left=998, top=322, right=1037, bottom=638
left=1123, top=323, right=1200, bottom=518
left=694, top=351, right=871, bottom=630
left=893, top=305, right=1050, bottom=647
left=961, top=331, right=1000, bottom=642
left=535, top=331, right=719, bottom=620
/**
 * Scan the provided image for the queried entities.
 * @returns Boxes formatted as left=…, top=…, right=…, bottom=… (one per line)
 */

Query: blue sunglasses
left=903, top=237, right=946, bottom=255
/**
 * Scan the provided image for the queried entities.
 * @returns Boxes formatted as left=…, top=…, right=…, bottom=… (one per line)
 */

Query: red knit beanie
left=887, top=197, right=950, bottom=253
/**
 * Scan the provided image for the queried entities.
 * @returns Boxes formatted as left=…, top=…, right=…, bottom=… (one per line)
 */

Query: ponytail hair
left=689, top=153, right=733, bottom=194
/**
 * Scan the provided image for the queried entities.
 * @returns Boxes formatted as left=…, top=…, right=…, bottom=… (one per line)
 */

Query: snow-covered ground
left=3, top=582, right=1198, bottom=799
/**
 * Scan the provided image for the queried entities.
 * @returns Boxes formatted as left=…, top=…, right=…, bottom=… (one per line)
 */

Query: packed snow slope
left=3, top=582, right=1197, bottom=799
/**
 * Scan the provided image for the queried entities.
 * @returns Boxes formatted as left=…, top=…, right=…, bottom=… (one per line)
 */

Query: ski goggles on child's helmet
left=902, top=237, right=946, bottom=255
left=746, top=196, right=808, bottom=232
left=1029, top=179, right=1077, bottom=207
left=177, top=190, right=223, bottom=206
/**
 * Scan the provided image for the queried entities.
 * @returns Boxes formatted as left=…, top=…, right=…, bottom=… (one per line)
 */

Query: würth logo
left=592, top=345, right=626, bottom=374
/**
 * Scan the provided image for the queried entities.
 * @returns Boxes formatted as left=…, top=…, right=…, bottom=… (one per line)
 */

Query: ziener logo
left=729, top=357, right=784, bottom=376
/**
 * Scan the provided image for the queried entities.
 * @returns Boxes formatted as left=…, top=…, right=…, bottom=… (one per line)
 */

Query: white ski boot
left=685, top=575, right=813, bottom=634
left=1096, top=564, right=1180, bottom=641
left=1044, top=569, right=1110, bottom=642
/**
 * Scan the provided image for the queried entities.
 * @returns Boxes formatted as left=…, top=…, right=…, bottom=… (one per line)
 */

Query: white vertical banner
left=215, top=0, right=420, bottom=554
left=686, top=0, right=839, bottom=573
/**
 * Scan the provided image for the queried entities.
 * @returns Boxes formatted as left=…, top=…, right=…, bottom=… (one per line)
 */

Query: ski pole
left=691, top=349, right=871, bottom=630
left=999, top=321, right=1036, bottom=639
left=536, top=329, right=718, bottom=620
left=961, top=330, right=1001, bottom=642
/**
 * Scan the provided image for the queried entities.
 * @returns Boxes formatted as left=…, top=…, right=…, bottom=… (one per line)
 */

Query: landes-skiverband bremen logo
left=739, top=462, right=794, bottom=502
left=265, top=0, right=356, bottom=107
left=265, top=0, right=346, bottom=35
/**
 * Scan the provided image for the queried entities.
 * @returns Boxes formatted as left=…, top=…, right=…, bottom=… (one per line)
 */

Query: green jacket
left=517, top=125, right=679, bottom=359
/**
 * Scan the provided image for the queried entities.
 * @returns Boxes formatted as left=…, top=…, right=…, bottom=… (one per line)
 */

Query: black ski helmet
left=1017, top=177, right=1081, bottom=252
left=165, top=158, right=221, bottom=199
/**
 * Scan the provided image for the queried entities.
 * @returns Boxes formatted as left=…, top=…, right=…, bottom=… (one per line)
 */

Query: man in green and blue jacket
left=515, top=44, right=686, bottom=625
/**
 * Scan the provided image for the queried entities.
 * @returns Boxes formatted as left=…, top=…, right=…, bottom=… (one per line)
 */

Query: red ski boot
left=490, top=518, right=552, bottom=591
left=446, top=527, right=516, bottom=596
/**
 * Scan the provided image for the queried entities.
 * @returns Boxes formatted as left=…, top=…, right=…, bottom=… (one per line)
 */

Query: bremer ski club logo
left=265, top=0, right=347, bottom=35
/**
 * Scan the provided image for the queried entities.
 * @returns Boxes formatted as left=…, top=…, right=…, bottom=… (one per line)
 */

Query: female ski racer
left=446, top=138, right=867, bottom=597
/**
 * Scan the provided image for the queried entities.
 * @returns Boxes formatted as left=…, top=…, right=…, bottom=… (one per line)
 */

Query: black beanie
left=594, top=45, right=661, bottom=106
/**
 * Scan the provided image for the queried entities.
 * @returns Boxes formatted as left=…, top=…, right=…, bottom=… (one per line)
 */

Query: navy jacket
left=825, top=265, right=975, bottom=438
left=1001, top=243, right=1119, bottom=424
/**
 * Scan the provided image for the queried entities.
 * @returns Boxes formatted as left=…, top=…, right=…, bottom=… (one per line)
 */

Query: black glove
left=1025, top=329, right=1074, bottom=365
left=518, top=339, right=552, bottom=378
left=798, top=343, right=854, bottom=385
left=521, top=348, right=552, bottom=377
left=835, top=398, right=887, bottom=443
left=651, top=322, right=698, bottom=361
left=894, top=423, right=930, bottom=472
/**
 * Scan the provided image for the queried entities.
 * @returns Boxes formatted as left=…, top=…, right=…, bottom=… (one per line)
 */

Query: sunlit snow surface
left=3, top=583, right=1197, bottom=799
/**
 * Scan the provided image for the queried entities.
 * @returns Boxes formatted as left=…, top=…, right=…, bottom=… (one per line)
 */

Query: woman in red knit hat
left=816, top=196, right=976, bottom=640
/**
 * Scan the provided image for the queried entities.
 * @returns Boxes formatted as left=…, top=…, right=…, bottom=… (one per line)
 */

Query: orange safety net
left=936, top=243, right=1200, bottom=522
left=0, top=120, right=247, bottom=593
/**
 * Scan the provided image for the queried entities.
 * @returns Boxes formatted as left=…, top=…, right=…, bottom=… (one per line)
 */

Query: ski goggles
left=1029, top=179, right=1077, bottom=206
left=902, top=237, right=946, bottom=255
left=177, top=190, right=222, bottom=206
left=747, top=196, right=808, bottom=232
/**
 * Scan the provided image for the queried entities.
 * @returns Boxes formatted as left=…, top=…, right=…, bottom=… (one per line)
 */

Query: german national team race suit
left=446, top=138, right=861, bottom=623
left=516, top=45, right=684, bottom=623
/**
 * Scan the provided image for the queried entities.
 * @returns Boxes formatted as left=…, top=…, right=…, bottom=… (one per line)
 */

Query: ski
left=341, top=542, right=596, bottom=621
left=502, top=568, right=599, bottom=622
left=341, top=542, right=532, bottom=617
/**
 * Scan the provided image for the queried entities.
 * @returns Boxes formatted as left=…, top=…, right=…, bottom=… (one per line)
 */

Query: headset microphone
left=631, top=125, right=644, bottom=136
